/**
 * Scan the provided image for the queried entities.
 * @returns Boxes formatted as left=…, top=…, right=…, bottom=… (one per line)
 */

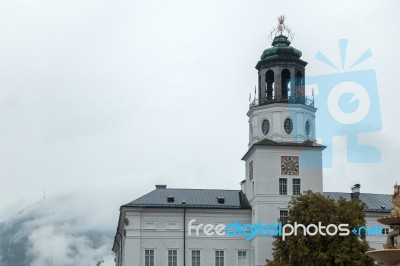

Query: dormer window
left=217, top=197, right=225, bottom=204
left=167, top=196, right=175, bottom=203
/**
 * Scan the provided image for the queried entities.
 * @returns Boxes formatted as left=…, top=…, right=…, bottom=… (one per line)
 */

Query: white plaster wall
left=244, top=146, right=323, bottom=197
left=365, top=212, right=389, bottom=250
left=244, top=145, right=323, bottom=264
left=248, top=103, right=316, bottom=146
left=122, top=208, right=252, bottom=266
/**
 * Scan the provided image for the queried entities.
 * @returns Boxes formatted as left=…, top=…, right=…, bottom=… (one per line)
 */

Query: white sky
left=0, top=0, right=400, bottom=222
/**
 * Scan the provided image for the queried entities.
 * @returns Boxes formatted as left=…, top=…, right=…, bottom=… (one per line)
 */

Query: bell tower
left=241, top=16, right=325, bottom=265
left=249, top=16, right=316, bottom=146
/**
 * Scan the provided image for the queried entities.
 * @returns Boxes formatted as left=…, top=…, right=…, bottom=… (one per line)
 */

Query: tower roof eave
left=241, top=138, right=326, bottom=161
left=255, top=57, right=307, bottom=70
left=247, top=102, right=317, bottom=117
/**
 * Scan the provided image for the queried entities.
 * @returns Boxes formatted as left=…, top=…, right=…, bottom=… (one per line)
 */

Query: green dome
left=260, top=35, right=302, bottom=60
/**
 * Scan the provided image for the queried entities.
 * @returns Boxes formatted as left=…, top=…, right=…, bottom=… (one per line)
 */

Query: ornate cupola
left=248, top=16, right=317, bottom=146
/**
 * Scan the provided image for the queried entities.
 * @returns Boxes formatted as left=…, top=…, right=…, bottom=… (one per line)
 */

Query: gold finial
left=269, top=15, right=294, bottom=42
left=277, top=15, right=286, bottom=35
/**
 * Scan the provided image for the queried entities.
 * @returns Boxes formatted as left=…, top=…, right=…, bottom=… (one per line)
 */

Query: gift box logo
left=303, top=39, right=382, bottom=168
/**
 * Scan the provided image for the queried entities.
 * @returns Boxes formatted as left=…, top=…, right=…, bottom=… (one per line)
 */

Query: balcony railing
left=249, top=96, right=315, bottom=109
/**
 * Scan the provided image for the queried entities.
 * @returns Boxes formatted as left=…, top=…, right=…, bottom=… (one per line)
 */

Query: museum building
left=112, top=24, right=391, bottom=266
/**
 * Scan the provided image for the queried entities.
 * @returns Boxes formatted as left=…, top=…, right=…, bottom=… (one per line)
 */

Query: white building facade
left=112, top=32, right=391, bottom=266
left=114, top=189, right=253, bottom=266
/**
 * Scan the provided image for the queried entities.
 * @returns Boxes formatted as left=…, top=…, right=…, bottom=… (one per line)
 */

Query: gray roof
left=324, top=192, right=392, bottom=213
left=124, top=188, right=251, bottom=209
left=122, top=188, right=391, bottom=213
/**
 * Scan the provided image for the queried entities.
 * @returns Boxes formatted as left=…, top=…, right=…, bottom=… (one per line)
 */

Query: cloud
left=0, top=181, right=141, bottom=266
left=27, top=225, right=113, bottom=266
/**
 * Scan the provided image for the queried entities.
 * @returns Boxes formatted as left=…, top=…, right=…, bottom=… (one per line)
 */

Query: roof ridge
left=156, top=188, right=241, bottom=191
left=324, top=192, right=391, bottom=196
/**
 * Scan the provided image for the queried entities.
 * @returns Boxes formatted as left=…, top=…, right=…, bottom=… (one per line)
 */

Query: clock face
left=281, top=156, right=299, bottom=175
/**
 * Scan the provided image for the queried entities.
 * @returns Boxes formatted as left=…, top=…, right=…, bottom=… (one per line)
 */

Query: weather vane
left=269, top=15, right=294, bottom=42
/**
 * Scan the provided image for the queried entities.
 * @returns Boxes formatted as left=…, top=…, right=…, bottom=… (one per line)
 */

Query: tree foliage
left=267, top=191, right=375, bottom=266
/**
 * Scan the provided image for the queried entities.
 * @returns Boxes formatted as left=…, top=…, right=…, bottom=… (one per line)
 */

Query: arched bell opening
left=265, top=70, right=274, bottom=101
left=295, top=71, right=304, bottom=104
left=281, top=69, right=291, bottom=100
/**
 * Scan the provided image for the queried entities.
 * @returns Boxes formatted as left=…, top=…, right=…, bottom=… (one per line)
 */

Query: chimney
left=240, top=180, right=246, bottom=193
left=351, top=184, right=361, bottom=199
left=155, top=185, right=167, bottom=189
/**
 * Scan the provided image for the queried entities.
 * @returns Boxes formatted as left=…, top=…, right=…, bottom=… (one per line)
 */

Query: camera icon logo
left=300, top=39, right=382, bottom=167
left=327, top=81, right=370, bottom=125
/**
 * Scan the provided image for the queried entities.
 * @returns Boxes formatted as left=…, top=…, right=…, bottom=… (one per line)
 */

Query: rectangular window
left=215, top=250, right=224, bottom=266
left=382, top=228, right=389, bottom=235
left=293, top=178, right=301, bottom=195
left=280, top=210, right=288, bottom=224
left=144, top=221, right=156, bottom=230
left=249, top=161, right=253, bottom=180
left=168, top=250, right=177, bottom=266
left=238, top=251, right=247, bottom=266
left=279, top=178, right=287, bottom=195
left=145, top=249, right=154, bottom=266
left=167, top=221, right=179, bottom=230
left=192, top=250, right=200, bottom=266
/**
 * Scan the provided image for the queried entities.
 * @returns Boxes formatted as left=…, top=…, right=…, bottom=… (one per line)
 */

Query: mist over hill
left=0, top=192, right=116, bottom=266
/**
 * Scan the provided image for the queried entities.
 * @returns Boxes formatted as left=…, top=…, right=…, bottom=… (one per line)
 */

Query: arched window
left=281, top=69, right=290, bottom=100
left=295, top=71, right=304, bottom=103
left=265, top=70, right=274, bottom=101
left=261, top=119, right=270, bottom=136
left=305, top=120, right=311, bottom=136
left=284, top=118, right=293, bottom=134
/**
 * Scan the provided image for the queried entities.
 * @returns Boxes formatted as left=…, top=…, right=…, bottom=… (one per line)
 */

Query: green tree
left=267, top=191, right=375, bottom=266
